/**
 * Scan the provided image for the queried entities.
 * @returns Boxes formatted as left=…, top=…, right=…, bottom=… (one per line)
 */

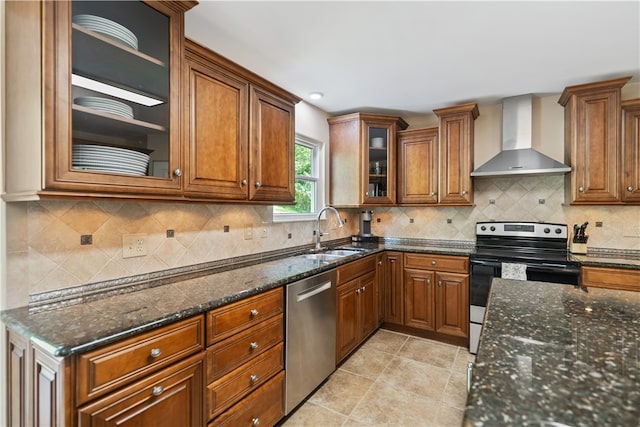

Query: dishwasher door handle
left=296, top=281, right=332, bottom=302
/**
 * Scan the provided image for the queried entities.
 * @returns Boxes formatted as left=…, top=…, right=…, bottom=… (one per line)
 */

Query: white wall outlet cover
left=123, top=233, right=147, bottom=258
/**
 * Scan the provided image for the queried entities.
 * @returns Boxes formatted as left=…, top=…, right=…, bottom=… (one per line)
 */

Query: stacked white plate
left=74, top=96, right=134, bottom=120
left=73, top=14, right=138, bottom=50
left=72, top=144, right=150, bottom=176
left=371, top=137, right=385, bottom=148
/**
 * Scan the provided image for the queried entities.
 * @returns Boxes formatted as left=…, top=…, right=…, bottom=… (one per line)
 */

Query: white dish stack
left=74, top=96, right=134, bottom=120
left=73, top=14, right=138, bottom=50
left=72, top=144, right=150, bottom=176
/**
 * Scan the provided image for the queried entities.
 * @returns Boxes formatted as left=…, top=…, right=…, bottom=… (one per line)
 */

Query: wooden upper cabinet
left=621, top=99, right=640, bottom=203
left=183, top=39, right=298, bottom=203
left=184, top=43, right=249, bottom=200
left=249, top=85, right=296, bottom=202
left=558, top=76, right=631, bottom=204
left=328, top=113, right=408, bottom=207
left=433, top=103, right=479, bottom=206
left=397, top=127, right=439, bottom=205
left=4, top=1, right=196, bottom=201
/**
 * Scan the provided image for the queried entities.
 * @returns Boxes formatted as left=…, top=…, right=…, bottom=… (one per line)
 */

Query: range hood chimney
left=471, top=94, right=571, bottom=177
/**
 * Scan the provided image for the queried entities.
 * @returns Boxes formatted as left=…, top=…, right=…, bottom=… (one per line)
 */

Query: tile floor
left=281, top=329, right=475, bottom=427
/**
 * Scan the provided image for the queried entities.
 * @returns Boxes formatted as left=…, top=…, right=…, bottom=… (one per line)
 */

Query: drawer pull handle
left=152, top=385, right=164, bottom=396
left=250, top=341, right=259, bottom=350
left=250, top=374, right=259, bottom=385
left=150, top=348, right=162, bottom=358
left=252, top=418, right=260, bottom=427
left=250, top=309, right=259, bottom=317
left=431, top=261, right=436, bottom=266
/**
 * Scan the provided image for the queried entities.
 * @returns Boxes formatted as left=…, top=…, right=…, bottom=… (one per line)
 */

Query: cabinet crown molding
left=558, top=76, right=631, bottom=106
left=433, top=102, right=479, bottom=119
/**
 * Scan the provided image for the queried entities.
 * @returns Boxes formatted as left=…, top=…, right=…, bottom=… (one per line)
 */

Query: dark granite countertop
left=571, top=253, right=640, bottom=270
left=1, top=241, right=475, bottom=358
left=464, top=278, right=640, bottom=427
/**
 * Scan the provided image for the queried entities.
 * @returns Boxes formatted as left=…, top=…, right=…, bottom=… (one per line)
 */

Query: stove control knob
left=480, top=225, right=486, bottom=231
left=490, top=226, right=496, bottom=232
left=544, top=228, right=550, bottom=234
left=555, top=228, right=562, bottom=234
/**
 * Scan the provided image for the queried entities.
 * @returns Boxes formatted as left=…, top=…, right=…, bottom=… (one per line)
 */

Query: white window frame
left=273, top=134, right=325, bottom=222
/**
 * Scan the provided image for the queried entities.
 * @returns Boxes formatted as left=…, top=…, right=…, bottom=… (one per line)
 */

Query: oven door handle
left=527, top=264, right=580, bottom=275
left=470, top=259, right=502, bottom=267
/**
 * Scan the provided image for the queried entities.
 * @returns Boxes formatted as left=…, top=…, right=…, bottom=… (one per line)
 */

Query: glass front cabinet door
left=361, top=118, right=406, bottom=205
left=41, top=1, right=194, bottom=198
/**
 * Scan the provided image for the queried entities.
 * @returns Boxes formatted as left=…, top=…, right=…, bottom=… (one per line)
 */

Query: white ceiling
left=185, top=1, right=640, bottom=116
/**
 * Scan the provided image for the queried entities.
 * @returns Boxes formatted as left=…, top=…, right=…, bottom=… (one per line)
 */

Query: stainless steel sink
left=302, top=253, right=343, bottom=261
left=301, top=249, right=361, bottom=262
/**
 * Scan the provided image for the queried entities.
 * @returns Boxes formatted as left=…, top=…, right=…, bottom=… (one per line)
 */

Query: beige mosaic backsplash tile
left=5, top=175, right=640, bottom=308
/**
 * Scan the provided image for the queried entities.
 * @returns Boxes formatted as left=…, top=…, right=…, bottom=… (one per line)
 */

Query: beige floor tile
left=308, top=369, right=373, bottom=416
left=452, top=348, right=476, bottom=373
left=281, top=401, right=346, bottom=427
left=349, top=379, right=439, bottom=426
left=398, top=337, right=459, bottom=369
left=340, top=346, right=394, bottom=380
left=442, top=371, right=469, bottom=409
left=378, top=356, right=450, bottom=400
left=362, top=328, right=409, bottom=354
left=341, top=418, right=370, bottom=427
left=433, top=402, right=465, bottom=427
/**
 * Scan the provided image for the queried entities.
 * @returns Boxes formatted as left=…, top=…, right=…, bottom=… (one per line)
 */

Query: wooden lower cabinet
left=381, top=251, right=404, bottom=325
left=77, top=354, right=204, bottom=427
left=336, top=256, right=378, bottom=363
left=206, top=288, right=285, bottom=426
left=581, top=266, right=640, bottom=292
left=208, top=371, right=284, bottom=427
left=389, top=253, right=470, bottom=346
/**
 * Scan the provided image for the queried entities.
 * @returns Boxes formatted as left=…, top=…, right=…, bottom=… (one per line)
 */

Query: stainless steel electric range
left=469, top=221, right=581, bottom=354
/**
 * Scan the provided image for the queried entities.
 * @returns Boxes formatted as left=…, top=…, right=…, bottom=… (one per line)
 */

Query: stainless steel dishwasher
left=285, top=269, right=337, bottom=414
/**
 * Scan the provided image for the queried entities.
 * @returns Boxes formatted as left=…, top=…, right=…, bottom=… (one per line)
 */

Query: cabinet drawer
left=337, top=255, right=377, bottom=285
left=581, top=266, right=640, bottom=292
left=404, top=253, right=469, bottom=273
left=209, top=371, right=285, bottom=427
left=207, top=315, right=283, bottom=382
left=77, top=353, right=204, bottom=427
left=207, top=288, right=283, bottom=345
left=207, top=343, right=283, bottom=419
left=76, top=315, right=204, bottom=405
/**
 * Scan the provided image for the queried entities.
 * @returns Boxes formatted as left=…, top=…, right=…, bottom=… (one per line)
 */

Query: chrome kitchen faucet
left=314, top=206, right=344, bottom=251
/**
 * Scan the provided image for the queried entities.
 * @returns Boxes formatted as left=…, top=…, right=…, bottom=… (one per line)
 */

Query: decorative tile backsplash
left=5, top=175, right=640, bottom=309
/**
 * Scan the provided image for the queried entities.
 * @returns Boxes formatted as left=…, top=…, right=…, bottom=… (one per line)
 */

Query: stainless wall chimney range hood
left=471, top=94, right=571, bottom=177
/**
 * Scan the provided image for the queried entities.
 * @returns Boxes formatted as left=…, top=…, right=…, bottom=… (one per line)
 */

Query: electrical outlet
left=244, top=225, right=253, bottom=240
left=123, top=234, right=147, bottom=258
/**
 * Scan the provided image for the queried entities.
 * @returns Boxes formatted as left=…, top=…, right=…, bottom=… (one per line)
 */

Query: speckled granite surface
left=0, top=241, right=475, bottom=358
left=464, top=278, right=640, bottom=427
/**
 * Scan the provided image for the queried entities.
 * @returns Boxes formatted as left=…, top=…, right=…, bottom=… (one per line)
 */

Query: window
left=274, top=135, right=324, bottom=221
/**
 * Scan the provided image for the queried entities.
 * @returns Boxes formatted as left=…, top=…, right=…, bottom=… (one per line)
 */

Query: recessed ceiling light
left=309, top=92, right=323, bottom=100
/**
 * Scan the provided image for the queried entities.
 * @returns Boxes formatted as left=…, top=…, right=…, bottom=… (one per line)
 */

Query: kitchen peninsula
left=464, top=278, right=639, bottom=426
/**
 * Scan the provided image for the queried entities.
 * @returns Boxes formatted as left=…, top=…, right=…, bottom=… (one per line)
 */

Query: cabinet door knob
left=430, top=191, right=436, bottom=196
left=365, top=191, right=369, bottom=196
left=427, top=279, right=431, bottom=285
left=578, top=186, right=584, bottom=192
left=361, top=286, right=366, bottom=292
left=241, top=179, right=247, bottom=186
left=438, top=280, right=443, bottom=287
left=250, top=308, right=259, bottom=317
left=252, top=418, right=261, bottom=427
left=255, top=181, right=262, bottom=188
left=152, top=385, right=164, bottom=396
left=355, top=289, right=361, bottom=295
left=250, top=341, right=259, bottom=350
left=378, top=260, right=382, bottom=265
left=173, top=168, right=182, bottom=177
left=462, top=190, right=467, bottom=195
left=250, top=374, right=259, bottom=385
left=431, top=260, right=436, bottom=266
left=628, top=186, right=634, bottom=192
left=150, top=348, right=162, bottom=358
